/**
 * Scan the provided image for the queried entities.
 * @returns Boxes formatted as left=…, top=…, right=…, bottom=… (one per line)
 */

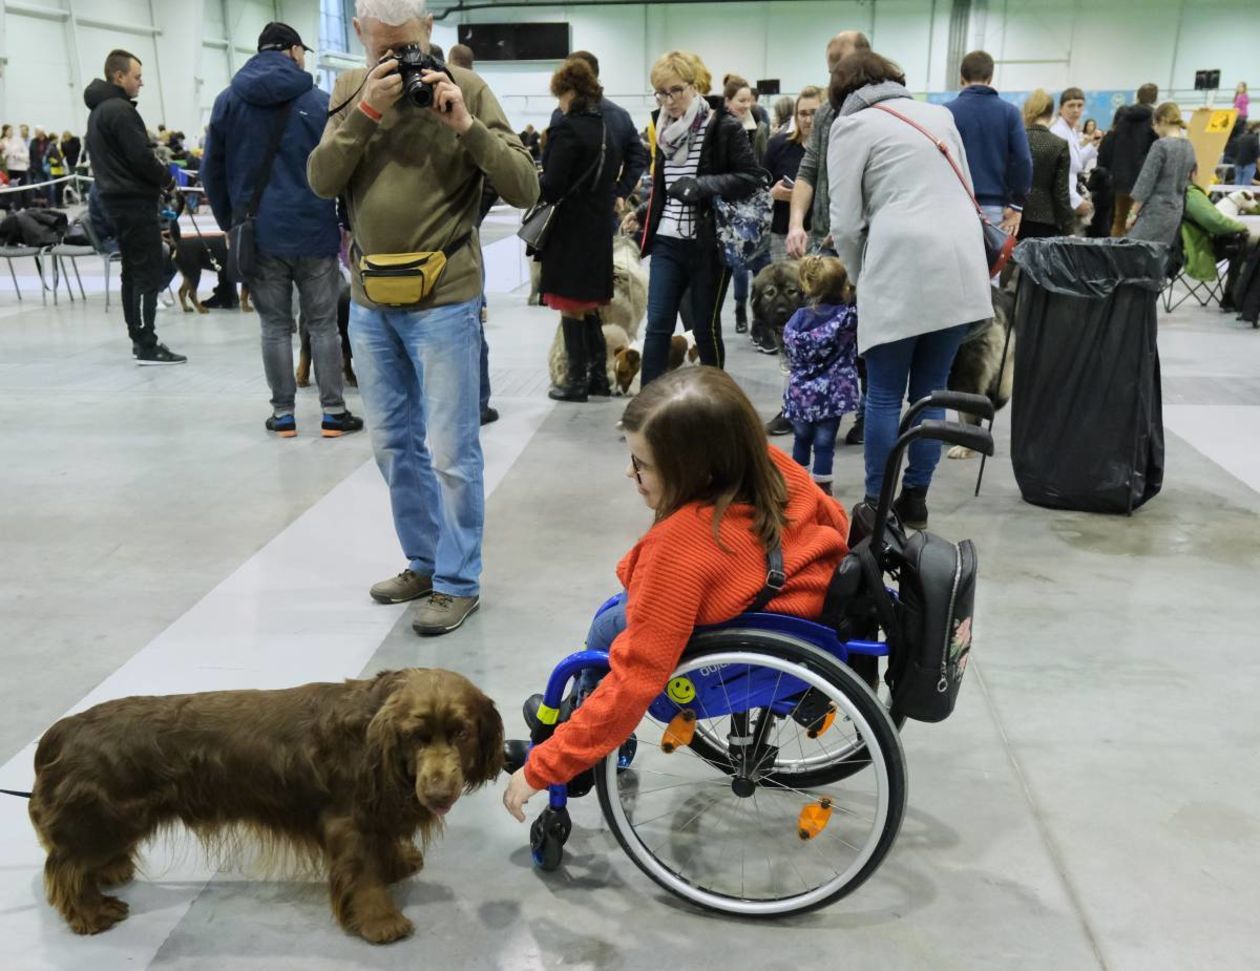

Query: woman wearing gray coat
left=827, top=52, right=993, bottom=528
left=1127, top=102, right=1197, bottom=250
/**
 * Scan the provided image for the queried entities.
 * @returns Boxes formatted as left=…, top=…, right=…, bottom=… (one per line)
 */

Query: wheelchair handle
left=897, top=390, right=995, bottom=435
left=868, top=419, right=995, bottom=556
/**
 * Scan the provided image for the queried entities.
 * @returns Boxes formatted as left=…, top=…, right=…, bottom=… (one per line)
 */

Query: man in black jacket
left=1108, top=83, right=1159, bottom=237
left=84, top=49, right=186, bottom=364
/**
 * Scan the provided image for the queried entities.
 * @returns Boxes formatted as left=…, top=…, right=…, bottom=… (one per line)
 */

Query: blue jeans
left=349, top=297, right=484, bottom=597
left=1237, top=163, right=1257, bottom=187
left=791, top=418, right=841, bottom=480
left=643, top=236, right=729, bottom=384
left=575, top=593, right=628, bottom=695
left=862, top=323, right=970, bottom=500
left=479, top=324, right=491, bottom=413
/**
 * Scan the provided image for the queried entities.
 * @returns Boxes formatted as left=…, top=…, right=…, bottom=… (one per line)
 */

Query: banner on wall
left=924, top=90, right=1132, bottom=129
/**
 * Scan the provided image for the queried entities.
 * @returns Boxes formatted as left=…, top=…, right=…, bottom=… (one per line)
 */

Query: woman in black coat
left=539, top=59, right=624, bottom=402
left=622, top=50, right=762, bottom=386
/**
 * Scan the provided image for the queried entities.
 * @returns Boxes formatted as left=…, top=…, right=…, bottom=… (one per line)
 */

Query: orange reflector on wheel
left=797, top=798, right=834, bottom=840
left=807, top=706, right=837, bottom=739
left=661, top=709, right=697, bottom=753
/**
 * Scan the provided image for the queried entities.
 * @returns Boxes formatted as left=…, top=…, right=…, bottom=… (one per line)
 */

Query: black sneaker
left=265, top=414, right=297, bottom=438
left=135, top=343, right=187, bottom=365
left=845, top=413, right=865, bottom=445
left=321, top=411, right=364, bottom=438
left=766, top=412, right=793, bottom=436
left=756, top=332, right=780, bottom=355
left=480, top=406, right=500, bottom=426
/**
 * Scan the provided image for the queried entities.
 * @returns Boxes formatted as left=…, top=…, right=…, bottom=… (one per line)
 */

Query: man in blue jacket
left=944, top=50, right=1032, bottom=238
left=202, top=22, right=362, bottom=439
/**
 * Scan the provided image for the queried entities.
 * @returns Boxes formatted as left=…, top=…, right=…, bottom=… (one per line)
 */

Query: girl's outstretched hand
left=503, top=767, right=540, bottom=822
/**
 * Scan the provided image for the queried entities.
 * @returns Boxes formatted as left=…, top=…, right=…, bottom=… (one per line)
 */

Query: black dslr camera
left=387, top=44, right=452, bottom=109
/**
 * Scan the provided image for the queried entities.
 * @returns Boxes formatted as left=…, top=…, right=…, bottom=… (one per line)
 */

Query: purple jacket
left=782, top=303, right=860, bottom=422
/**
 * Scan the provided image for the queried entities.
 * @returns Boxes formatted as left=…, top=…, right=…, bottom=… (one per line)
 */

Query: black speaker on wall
left=756, top=79, right=781, bottom=95
left=457, top=23, right=571, bottom=61
left=1193, top=69, right=1220, bottom=91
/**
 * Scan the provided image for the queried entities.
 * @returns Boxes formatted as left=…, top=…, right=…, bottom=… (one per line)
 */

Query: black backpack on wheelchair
left=821, top=391, right=990, bottom=723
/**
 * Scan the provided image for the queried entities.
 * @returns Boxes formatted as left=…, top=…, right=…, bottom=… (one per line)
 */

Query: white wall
left=1, top=0, right=1256, bottom=139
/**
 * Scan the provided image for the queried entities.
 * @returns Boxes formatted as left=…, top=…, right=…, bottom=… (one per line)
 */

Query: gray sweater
left=1128, top=136, right=1198, bottom=246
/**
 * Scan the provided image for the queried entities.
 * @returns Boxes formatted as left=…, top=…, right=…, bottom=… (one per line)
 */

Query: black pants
left=105, top=200, right=165, bottom=350
left=643, top=236, right=731, bottom=385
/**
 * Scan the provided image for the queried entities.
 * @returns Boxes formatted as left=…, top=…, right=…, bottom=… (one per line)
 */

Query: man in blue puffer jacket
left=202, top=22, right=362, bottom=440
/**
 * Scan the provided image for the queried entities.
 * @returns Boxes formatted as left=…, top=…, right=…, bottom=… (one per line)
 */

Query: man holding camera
left=308, top=0, right=538, bottom=637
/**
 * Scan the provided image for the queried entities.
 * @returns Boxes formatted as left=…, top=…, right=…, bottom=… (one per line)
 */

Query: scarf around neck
left=658, top=96, right=711, bottom=163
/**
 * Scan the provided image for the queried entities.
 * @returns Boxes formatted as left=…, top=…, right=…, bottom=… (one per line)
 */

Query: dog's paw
left=68, top=895, right=129, bottom=935
left=947, top=445, right=975, bottom=460
left=195, top=303, right=209, bottom=315
left=358, top=911, right=414, bottom=945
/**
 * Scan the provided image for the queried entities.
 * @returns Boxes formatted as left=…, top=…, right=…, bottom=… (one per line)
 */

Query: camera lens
left=404, top=75, right=433, bottom=108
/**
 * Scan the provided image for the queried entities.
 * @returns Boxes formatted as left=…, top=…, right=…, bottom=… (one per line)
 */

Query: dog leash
left=0, top=788, right=31, bottom=799
left=184, top=204, right=226, bottom=276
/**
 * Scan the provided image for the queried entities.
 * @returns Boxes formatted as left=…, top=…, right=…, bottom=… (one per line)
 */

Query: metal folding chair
left=0, top=245, right=51, bottom=304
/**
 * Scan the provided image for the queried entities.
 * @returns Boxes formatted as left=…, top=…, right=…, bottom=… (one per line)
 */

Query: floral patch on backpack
left=713, top=185, right=772, bottom=270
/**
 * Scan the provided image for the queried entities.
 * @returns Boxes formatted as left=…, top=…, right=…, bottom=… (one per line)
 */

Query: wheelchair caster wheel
left=617, top=733, right=638, bottom=771
left=530, top=807, right=570, bottom=872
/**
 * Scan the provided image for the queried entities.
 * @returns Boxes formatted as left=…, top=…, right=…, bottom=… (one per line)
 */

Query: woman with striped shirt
left=622, top=51, right=762, bottom=386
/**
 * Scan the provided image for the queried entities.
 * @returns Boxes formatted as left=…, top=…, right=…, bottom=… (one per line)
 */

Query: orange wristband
left=358, top=100, right=382, bottom=122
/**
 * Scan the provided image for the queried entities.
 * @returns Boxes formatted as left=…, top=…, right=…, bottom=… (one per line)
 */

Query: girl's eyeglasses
left=630, top=453, right=645, bottom=485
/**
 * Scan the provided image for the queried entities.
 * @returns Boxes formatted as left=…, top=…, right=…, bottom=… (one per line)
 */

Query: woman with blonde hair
left=622, top=51, right=761, bottom=386
left=1127, top=102, right=1197, bottom=248
left=1019, top=88, right=1073, bottom=238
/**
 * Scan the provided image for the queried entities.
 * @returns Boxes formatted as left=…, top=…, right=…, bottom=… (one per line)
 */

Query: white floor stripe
left=0, top=398, right=553, bottom=969
left=1164, top=404, right=1260, bottom=494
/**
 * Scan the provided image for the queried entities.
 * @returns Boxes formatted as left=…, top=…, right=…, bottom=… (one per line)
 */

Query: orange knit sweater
left=524, top=447, right=850, bottom=790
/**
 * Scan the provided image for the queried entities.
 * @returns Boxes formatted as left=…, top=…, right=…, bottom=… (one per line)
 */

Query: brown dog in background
left=297, top=279, right=356, bottom=388
left=25, top=669, right=502, bottom=944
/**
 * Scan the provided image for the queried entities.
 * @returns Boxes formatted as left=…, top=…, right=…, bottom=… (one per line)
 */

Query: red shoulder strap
left=872, top=103, right=983, bottom=217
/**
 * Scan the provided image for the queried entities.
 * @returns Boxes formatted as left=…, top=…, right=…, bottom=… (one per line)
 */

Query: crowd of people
left=6, top=0, right=1257, bottom=843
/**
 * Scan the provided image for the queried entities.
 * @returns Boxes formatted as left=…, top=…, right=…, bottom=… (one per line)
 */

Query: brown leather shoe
left=412, top=593, right=480, bottom=636
left=370, top=569, right=433, bottom=604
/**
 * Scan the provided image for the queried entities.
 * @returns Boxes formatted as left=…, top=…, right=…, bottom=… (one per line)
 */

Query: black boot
left=549, top=316, right=589, bottom=402
left=735, top=300, right=748, bottom=334
left=845, top=411, right=865, bottom=445
left=584, top=314, right=612, bottom=397
left=893, top=485, right=929, bottom=530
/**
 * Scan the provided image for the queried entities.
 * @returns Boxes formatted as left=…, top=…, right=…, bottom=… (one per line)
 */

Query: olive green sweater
left=308, top=65, right=539, bottom=309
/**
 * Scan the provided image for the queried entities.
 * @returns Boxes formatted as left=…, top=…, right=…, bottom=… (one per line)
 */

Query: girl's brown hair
left=829, top=50, right=905, bottom=111
left=789, top=85, right=823, bottom=145
left=1022, top=88, right=1054, bottom=127
left=722, top=73, right=751, bottom=102
left=551, top=58, right=603, bottom=112
left=798, top=254, right=852, bottom=305
left=621, top=367, right=788, bottom=550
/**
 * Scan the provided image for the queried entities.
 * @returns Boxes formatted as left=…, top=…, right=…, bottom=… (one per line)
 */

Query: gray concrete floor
left=1, top=248, right=1257, bottom=970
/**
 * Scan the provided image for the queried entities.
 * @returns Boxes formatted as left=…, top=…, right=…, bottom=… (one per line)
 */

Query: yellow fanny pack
left=357, top=232, right=471, bottom=307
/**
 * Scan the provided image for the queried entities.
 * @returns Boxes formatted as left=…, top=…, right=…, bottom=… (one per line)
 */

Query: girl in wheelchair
left=503, top=366, right=851, bottom=821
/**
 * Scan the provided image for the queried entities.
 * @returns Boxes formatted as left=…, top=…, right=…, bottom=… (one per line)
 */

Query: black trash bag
left=1010, top=237, right=1166, bottom=514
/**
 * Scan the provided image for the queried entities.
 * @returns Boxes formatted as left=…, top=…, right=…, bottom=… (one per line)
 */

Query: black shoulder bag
left=226, top=100, right=293, bottom=280
left=518, top=119, right=607, bottom=254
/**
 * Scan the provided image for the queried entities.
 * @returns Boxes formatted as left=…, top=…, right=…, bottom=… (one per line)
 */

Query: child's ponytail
left=798, top=254, right=853, bottom=305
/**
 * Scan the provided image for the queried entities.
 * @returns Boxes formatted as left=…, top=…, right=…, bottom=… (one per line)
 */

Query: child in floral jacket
left=782, top=255, right=860, bottom=494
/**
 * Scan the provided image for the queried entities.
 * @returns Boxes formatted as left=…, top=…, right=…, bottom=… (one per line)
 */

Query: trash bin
left=1010, top=237, right=1166, bottom=514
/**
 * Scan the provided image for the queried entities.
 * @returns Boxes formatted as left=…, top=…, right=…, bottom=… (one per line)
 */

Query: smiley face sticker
left=666, top=677, right=696, bottom=704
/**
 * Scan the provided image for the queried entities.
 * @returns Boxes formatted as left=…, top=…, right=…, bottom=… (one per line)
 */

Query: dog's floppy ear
left=466, top=694, right=505, bottom=789
left=354, top=676, right=410, bottom=818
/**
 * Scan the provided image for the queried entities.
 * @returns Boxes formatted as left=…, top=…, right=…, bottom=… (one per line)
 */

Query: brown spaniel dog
left=26, top=668, right=502, bottom=944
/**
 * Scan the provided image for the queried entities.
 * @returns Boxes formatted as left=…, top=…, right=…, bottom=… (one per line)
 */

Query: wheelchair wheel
left=595, top=634, right=906, bottom=917
left=685, top=630, right=904, bottom=788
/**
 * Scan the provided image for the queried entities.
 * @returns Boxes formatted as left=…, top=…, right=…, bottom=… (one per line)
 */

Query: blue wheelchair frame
left=517, top=389, right=996, bottom=875
left=532, top=600, right=890, bottom=815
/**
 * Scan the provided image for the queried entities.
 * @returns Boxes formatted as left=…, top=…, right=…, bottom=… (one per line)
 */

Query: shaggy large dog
left=946, top=285, right=1016, bottom=459
left=750, top=260, right=805, bottom=350
left=25, top=669, right=502, bottom=944
left=546, top=235, right=650, bottom=392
